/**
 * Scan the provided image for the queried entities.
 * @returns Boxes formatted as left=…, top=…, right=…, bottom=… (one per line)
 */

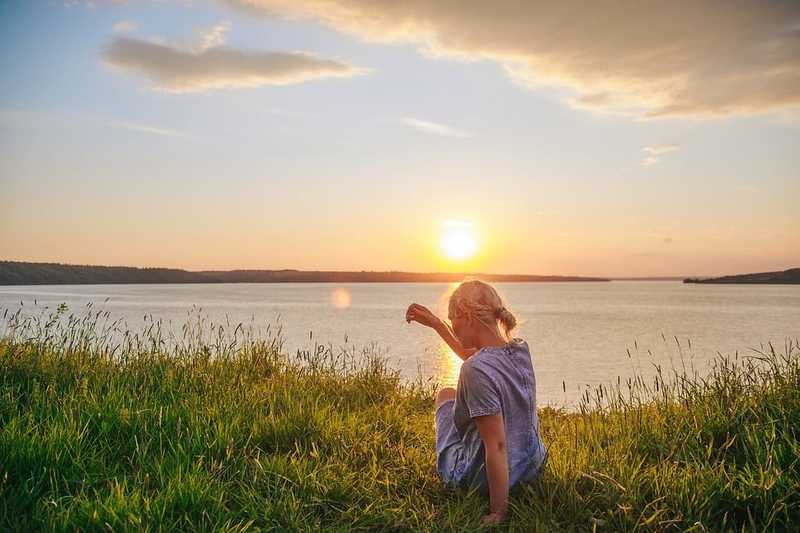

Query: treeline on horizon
left=683, top=267, right=800, bottom=284
left=0, top=261, right=609, bottom=286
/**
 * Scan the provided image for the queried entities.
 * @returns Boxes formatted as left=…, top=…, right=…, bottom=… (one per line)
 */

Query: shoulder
left=461, top=354, right=487, bottom=376
left=474, top=338, right=529, bottom=359
left=459, top=355, right=496, bottom=387
left=512, top=337, right=530, bottom=354
left=457, top=358, right=501, bottom=404
left=463, top=339, right=530, bottom=372
left=481, top=338, right=533, bottom=374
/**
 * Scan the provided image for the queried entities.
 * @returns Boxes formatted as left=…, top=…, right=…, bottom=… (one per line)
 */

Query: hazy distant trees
left=0, top=261, right=613, bottom=285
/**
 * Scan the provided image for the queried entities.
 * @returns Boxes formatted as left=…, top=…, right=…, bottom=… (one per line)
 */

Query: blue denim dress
left=435, top=338, right=547, bottom=492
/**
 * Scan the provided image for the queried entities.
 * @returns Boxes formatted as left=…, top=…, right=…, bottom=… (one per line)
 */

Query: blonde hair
left=448, top=279, right=518, bottom=340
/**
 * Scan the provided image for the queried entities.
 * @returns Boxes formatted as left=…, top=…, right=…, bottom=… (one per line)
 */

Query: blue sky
left=1, top=0, right=798, bottom=277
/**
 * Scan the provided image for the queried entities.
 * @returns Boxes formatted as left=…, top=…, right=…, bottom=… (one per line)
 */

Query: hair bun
left=495, top=306, right=505, bottom=318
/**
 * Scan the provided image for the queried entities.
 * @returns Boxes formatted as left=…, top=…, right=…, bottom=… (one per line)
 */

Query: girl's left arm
left=474, top=414, right=509, bottom=525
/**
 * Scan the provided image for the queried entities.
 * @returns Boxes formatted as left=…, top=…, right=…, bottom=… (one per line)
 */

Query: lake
left=1, top=281, right=797, bottom=407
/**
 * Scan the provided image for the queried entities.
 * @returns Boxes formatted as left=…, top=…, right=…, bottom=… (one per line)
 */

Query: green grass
left=1, top=305, right=798, bottom=531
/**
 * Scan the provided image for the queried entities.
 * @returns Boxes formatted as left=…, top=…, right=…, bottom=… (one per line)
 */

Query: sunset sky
left=1, top=1, right=798, bottom=277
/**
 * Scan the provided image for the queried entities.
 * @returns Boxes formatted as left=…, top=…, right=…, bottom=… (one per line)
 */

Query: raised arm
left=433, top=319, right=478, bottom=360
left=474, top=413, right=509, bottom=525
left=405, top=303, right=477, bottom=360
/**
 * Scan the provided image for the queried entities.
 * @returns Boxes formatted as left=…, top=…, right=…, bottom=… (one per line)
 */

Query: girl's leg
left=434, top=387, right=459, bottom=483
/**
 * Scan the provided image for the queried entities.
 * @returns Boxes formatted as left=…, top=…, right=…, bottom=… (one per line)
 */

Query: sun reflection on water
left=436, top=281, right=463, bottom=387
left=439, top=341, right=463, bottom=387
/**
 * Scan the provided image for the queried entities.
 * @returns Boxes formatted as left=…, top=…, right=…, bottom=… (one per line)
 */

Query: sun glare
left=441, top=220, right=477, bottom=261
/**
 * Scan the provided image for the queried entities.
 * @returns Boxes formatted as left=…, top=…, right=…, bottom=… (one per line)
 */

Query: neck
left=474, top=327, right=508, bottom=350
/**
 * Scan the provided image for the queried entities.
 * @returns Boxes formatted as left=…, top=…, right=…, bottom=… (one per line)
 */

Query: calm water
left=1, top=282, right=798, bottom=407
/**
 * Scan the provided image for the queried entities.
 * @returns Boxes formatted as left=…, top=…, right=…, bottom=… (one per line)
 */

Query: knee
left=435, top=387, right=456, bottom=408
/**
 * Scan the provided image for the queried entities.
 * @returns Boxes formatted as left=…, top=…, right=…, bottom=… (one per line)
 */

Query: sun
left=441, top=220, right=478, bottom=261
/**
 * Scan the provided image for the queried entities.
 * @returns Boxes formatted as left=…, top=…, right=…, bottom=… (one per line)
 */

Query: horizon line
left=3, top=258, right=796, bottom=281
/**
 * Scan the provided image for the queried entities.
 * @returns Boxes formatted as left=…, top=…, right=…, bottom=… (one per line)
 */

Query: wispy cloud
left=102, top=22, right=366, bottom=93
left=644, top=144, right=679, bottom=156
left=1, top=108, right=195, bottom=140
left=112, top=20, right=138, bottom=34
left=225, top=0, right=800, bottom=118
left=65, top=0, right=129, bottom=7
left=402, top=117, right=471, bottom=138
left=192, top=21, right=231, bottom=52
left=263, top=107, right=318, bottom=118
left=642, top=144, right=679, bottom=166
left=110, top=121, right=191, bottom=138
left=734, top=184, right=759, bottom=194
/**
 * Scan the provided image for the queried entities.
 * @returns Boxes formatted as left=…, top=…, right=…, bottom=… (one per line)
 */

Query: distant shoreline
left=683, top=267, right=800, bottom=285
left=0, top=260, right=610, bottom=286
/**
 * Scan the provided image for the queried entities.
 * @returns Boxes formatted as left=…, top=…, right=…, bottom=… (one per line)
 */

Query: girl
left=405, top=279, right=547, bottom=526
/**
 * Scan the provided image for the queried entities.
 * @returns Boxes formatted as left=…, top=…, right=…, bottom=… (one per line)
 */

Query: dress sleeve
left=458, top=362, right=501, bottom=418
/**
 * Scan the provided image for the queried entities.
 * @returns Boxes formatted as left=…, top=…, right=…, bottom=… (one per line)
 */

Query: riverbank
left=1, top=311, right=798, bottom=531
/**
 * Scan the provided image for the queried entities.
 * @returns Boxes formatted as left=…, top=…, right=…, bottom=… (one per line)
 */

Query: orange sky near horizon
left=2, top=208, right=797, bottom=278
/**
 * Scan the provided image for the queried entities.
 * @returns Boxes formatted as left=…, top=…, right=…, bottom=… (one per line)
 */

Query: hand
left=480, top=512, right=505, bottom=527
left=405, top=303, right=441, bottom=329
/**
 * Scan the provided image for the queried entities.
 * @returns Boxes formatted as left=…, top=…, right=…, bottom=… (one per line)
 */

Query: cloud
left=644, top=144, right=679, bottom=155
left=402, top=117, right=471, bottom=138
left=102, top=24, right=365, bottom=93
left=65, top=0, right=130, bottom=7
left=642, top=144, right=679, bottom=166
left=193, top=21, right=231, bottom=52
left=112, top=20, right=138, bottom=34
left=734, top=184, right=759, bottom=194
left=263, top=107, right=317, bottom=118
left=110, top=121, right=191, bottom=138
left=0, top=108, right=194, bottom=140
left=223, top=0, right=800, bottom=118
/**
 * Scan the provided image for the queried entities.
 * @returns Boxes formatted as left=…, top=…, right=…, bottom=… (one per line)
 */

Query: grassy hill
left=1, top=308, right=797, bottom=531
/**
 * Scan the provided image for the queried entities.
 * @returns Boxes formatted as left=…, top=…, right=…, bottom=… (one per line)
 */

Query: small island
left=684, top=267, right=800, bottom=284
left=0, top=260, right=609, bottom=285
